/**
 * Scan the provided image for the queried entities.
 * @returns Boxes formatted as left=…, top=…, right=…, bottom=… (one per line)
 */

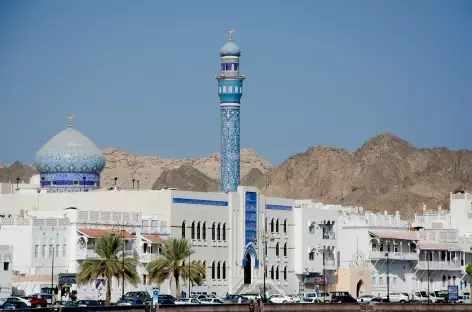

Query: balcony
left=415, top=261, right=462, bottom=271
left=140, top=253, right=160, bottom=263
left=324, top=260, right=337, bottom=270
left=323, top=232, right=336, bottom=240
left=370, top=251, right=418, bottom=261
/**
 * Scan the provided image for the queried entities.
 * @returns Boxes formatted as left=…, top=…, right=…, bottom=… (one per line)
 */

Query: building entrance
left=244, top=254, right=251, bottom=284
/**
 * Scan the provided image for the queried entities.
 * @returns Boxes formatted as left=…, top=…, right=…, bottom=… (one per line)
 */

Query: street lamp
left=137, top=180, right=140, bottom=190
left=132, top=179, right=135, bottom=189
left=188, top=253, right=191, bottom=296
left=82, top=176, right=86, bottom=191
left=323, top=249, right=326, bottom=302
left=16, top=177, right=19, bottom=190
left=427, top=251, right=430, bottom=303
left=256, top=229, right=269, bottom=302
left=385, top=252, right=389, bottom=301
left=114, top=177, right=118, bottom=186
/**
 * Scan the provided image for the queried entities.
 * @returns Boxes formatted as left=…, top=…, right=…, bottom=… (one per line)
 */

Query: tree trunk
left=106, top=276, right=112, bottom=305
left=175, top=276, right=181, bottom=298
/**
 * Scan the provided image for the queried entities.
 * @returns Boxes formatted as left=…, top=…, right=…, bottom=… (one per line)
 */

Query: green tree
left=77, top=234, right=140, bottom=305
left=147, top=238, right=205, bottom=297
left=466, top=264, right=472, bottom=297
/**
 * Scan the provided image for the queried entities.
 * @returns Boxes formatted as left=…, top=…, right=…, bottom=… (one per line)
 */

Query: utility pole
left=122, top=228, right=125, bottom=299
left=51, top=246, right=55, bottom=299
left=385, top=252, right=389, bottom=301
left=323, top=249, right=326, bottom=302
left=188, top=253, right=191, bottom=296
left=427, top=251, right=430, bottom=303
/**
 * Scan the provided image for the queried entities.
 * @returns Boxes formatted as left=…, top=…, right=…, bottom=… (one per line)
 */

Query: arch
left=276, top=242, right=280, bottom=257
left=211, top=261, right=216, bottom=279
left=217, top=261, right=221, bottom=279
left=270, top=218, right=275, bottom=232
left=265, top=217, right=268, bottom=232
left=202, top=222, right=207, bottom=240
left=197, top=221, right=201, bottom=239
left=276, top=265, right=279, bottom=280
left=244, top=254, right=251, bottom=284
left=283, top=242, right=287, bottom=257
left=181, top=221, right=186, bottom=238
left=217, top=223, right=221, bottom=240
left=222, top=223, right=226, bottom=241
left=242, top=243, right=259, bottom=267
left=276, top=219, right=279, bottom=233
left=284, top=266, right=287, bottom=281
left=369, top=238, right=379, bottom=251
left=222, top=261, right=227, bottom=280
left=265, top=241, right=268, bottom=256
left=356, top=280, right=364, bottom=297
left=212, top=222, right=216, bottom=240
left=143, top=242, right=148, bottom=253
left=283, top=219, right=287, bottom=233
left=191, top=221, right=196, bottom=239
left=270, top=266, right=274, bottom=279
left=202, top=261, right=207, bottom=279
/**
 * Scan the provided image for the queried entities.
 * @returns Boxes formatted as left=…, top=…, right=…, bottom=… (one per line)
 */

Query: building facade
left=0, top=245, right=13, bottom=297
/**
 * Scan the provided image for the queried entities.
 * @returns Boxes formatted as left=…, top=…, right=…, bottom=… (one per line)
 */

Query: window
left=283, top=219, right=287, bottom=233
left=276, top=266, right=279, bottom=280
left=34, top=245, right=39, bottom=258
left=202, top=261, right=207, bottom=279
left=309, top=252, right=315, bottom=260
left=387, top=243, right=391, bottom=252
left=223, top=86, right=227, bottom=93
left=211, top=261, right=216, bottom=279
left=276, top=219, right=279, bottom=233
left=217, top=223, right=221, bottom=240
left=271, top=219, right=274, bottom=232
left=265, top=242, right=268, bottom=256
left=283, top=243, right=287, bottom=257
left=191, top=221, right=195, bottom=239
left=372, top=276, right=376, bottom=285
left=202, top=222, right=206, bottom=240
left=3, top=262, right=9, bottom=271
left=265, top=217, right=268, bottom=231
left=394, top=243, right=398, bottom=252
left=222, top=262, right=226, bottom=280
left=284, top=266, right=287, bottom=281
left=56, top=245, right=60, bottom=257
left=73, top=180, right=79, bottom=185
left=222, top=223, right=226, bottom=241
left=235, top=86, right=238, bottom=93
left=197, top=222, right=201, bottom=239
left=219, top=86, right=222, bottom=93
left=217, top=262, right=221, bottom=279
left=380, top=240, right=384, bottom=252
left=372, top=243, right=377, bottom=251
left=271, top=266, right=274, bottom=279
left=275, top=242, right=279, bottom=257
left=379, top=277, right=384, bottom=285
left=235, top=63, right=239, bottom=71
left=182, top=221, right=186, bottom=238
left=63, top=244, right=67, bottom=257
left=393, top=277, right=397, bottom=284
left=443, top=275, right=446, bottom=287
left=143, top=275, right=147, bottom=285
left=228, top=86, right=233, bottom=93
left=42, top=244, right=46, bottom=258
left=212, top=223, right=216, bottom=240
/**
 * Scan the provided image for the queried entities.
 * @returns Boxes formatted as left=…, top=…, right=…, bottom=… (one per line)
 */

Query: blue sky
left=1, top=0, right=471, bottom=166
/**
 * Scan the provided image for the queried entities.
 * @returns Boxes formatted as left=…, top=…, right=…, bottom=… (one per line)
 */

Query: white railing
left=370, top=251, right=417, bottom=261
left=140, top=253, right=160, bottom=263
left=415, top=261, right=462, bottom=270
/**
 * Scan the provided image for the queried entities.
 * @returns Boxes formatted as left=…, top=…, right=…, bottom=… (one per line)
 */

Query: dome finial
left=68, top=113, right=75, bottom=128
left=228, top=28, right=235, bottom=41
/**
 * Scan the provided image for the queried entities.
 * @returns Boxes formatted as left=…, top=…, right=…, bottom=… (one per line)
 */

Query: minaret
left=217, top=29, right=245, bottom=192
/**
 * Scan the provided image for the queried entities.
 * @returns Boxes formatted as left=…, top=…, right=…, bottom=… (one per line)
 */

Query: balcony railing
left=140, top=253, right=160, bottom=263
left=323, top=232, right=336, bottom=240
left=370, top=251, right=417, bottom=261
left=324, top=260, right=337, bottom=270
left=415, top=261, right=462, bottom=271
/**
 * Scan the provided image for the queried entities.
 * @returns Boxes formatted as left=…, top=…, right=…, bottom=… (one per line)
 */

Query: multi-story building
left=0, top=245, right=13, bottom=297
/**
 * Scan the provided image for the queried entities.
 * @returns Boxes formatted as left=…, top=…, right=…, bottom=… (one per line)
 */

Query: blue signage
left=448, top=285, right=458, bottom=301
left=153, top=288, right=159, bottom=306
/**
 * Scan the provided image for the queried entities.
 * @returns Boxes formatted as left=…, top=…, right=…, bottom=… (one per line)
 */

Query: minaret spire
left=68, top=113, right=75, bottom=128
left=228, top=28, right=235, bottom=41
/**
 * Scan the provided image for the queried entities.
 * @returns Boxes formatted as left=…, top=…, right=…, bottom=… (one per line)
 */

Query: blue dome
left=220, top=41, right=241, bottom=57
left=35, top=128, right=105, bottom=174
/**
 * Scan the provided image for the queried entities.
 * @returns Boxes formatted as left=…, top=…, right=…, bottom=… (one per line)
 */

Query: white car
left=175, top=298, right=201, bottom=305
left=200, top=298, right=223, bottom=304
left=268, top=294, right=293, bottom=304
left=387, top=293, right=410, bottom=303
left=301, top=297, right=320, bottom=303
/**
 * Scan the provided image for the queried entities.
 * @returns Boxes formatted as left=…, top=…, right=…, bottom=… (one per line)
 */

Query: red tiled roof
left=141, top=235, right=166, bottom=243
left=418, top=242, right=461, bottom=251
left=369, top=231, right=418, bottom=241
left=77, top=229, right=134, bottom=239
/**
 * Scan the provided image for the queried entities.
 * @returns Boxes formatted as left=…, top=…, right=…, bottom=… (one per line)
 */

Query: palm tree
left=466, top=264, right=472, bottom=297
left=147, top=237, right=205, bottom=297
left=77, top=234, right=140, bottom=305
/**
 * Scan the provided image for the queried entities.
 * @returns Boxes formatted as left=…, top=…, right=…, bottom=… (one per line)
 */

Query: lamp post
left=122, top=229, right=125, bottom=299
left=51, top=246, right=55, bottom=299
left=132, top=179, right=135, bottom=189
left=137, top=180, right=140, bottom=190
left=427, top=251, right=430, bottom=303
left=323, top=249, right=326, bottom=302
left=188, top=253, right=191, bottom=297
left=114, top=177, right=118, bottom=186
left=256, top=229, right=269, bottom=303
left=385, top=252, right=389, bottom=300
left=83, top=176, right=86, bottom=191
left=16, top=177, right=19, bottom=190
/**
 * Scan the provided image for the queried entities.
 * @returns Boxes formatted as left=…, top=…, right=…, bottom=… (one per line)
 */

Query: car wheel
left=400, top=300, right=406, bottom=303
left=324, top=300, right=330, bottom=303
left=35, top=304, right=42, bottom=308
left=283, top=300, right=287, bottom=303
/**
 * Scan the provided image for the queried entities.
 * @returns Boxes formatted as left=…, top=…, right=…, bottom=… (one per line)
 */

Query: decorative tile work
left=220, top=41, right=241, bottom=56
left=40, top=172, right=99, bottom=192
left=266, top=204, right=293, bottom=211
left=172, top=197, right=229, bottom=207
left=245, top=192, right=258, bottom=245
left=221, top=106, right=240, bottom=192
left=35, top=128, right=106, bottom=175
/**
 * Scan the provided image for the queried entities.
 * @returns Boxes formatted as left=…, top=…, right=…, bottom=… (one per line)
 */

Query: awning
left=369, top=231, right=418, bottom=241
left=77, top=229, right=134, bottom=239
left=418, top=242, right=462, bottom=251
left=141, top=235, right=166, bottom=243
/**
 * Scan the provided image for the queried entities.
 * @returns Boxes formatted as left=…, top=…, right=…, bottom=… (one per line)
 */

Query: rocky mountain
left=0, top=162, right=38, bottom=184
left=2, top=133, right=470, bottom=217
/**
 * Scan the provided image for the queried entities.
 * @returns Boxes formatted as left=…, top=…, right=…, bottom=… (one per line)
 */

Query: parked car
left=155, top=294, right=176, bottom=302
left=175, top=298, right=201, bottom=304
left=2, top=297, right=31, bottom=307
left=429, top=290, right=447, bottom=303
left=20, top=296, right=47, bottom=308
left=288, top=294, right=301, bottom=303
left=388, top=293, right=410, bottom=303
left=301, top=292, right=318, bottom=302
left=200, top=298, right=224, bottom=304
left=55, top=300, right=75, bottom=307
left=332, top=295, right=358, bottom=303
left=122, top=291, right=151, bottom=301
left=118, top=298, right=144, bottom=305
left=267, top=294, right=293, bottom=304
left=370, top=297, right=390, bottom=304
left=331, top=291, right=351, bottom=297
left=318, top=291, right=332, bottom=303
left=145, top=298, right=175, bottom=306
left=411, top=291, right=429, bottom=303
left=190, top=294, right=208, bottom=300
left=1, top=301, right=30, bottom=310
left=240, top=293, right=261, bottom=300
left=31, top=293, right=56, bottom=305
left=301, top=297, right=320, bottom=303
left=357, top=295, right=375, bottom=303
left=222, top=294, right=248, bottom=303
left=75, top=299, right=99, bottom=307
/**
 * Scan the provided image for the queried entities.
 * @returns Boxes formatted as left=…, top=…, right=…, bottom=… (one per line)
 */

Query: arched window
left=265, top=217, right=268, bottom=231
left=270, top=266, right=274, bottom=279
left=284, top=266, right=287, bottom=280
left=211, top=261, right=216, bottom=279
left=212, top=222, right=216, bottom=240
left=276, top=242, right=279, bottom=257
left=202, top=261, right=207, bottom=279
left=265, top=242, right=268, bottom=256
left=217, top=261, right=221, bottom=279
left=276, top=219, right=279, bottom=233
left=181, top=221, right=186, bottom=238
left=442, top=275, right=446, bottom=287
left=222, top=223, right=226, bottom=241
left=197, top=222, right=201, bottom=239
left=143, top=243, right=148, bottom=253
left=283, top=243, right=287, bottom=257
left=223, top=262, right=226, bottom=280
left=182, top=260, right=186, bottom=267
left=202, top=222, right=207, bottom=240
left=283, top=219, right=287, bottom=233
left=271, top=219, right=274, bottom=232
left=191, top=221, right=195, bottom=239
left=217, top=223, right=221, bottom=240
left=276, top=266, right=279, bottom=280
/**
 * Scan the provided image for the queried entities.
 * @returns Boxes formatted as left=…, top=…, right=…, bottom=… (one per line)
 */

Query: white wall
left=0, top=245, right=13, bottom=296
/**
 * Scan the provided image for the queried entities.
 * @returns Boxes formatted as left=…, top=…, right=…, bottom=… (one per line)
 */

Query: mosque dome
left=220, top=41, right=241, bottom=57
left=29, top=174, right=41, bottom=185
left=35, top=127, right=105, bottom=175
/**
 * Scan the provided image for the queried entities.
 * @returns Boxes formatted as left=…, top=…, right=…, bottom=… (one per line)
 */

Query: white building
left=0, top=245, right=13, bottom=297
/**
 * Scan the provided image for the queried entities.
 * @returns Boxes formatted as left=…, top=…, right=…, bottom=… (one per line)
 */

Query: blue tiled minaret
left=217, top=29, right=245, bottom=192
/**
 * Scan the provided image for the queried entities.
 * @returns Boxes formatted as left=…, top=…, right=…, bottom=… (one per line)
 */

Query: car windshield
left=420, top=292, right=427, bottom=296
left=177, top=298, right=188, bottom=302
